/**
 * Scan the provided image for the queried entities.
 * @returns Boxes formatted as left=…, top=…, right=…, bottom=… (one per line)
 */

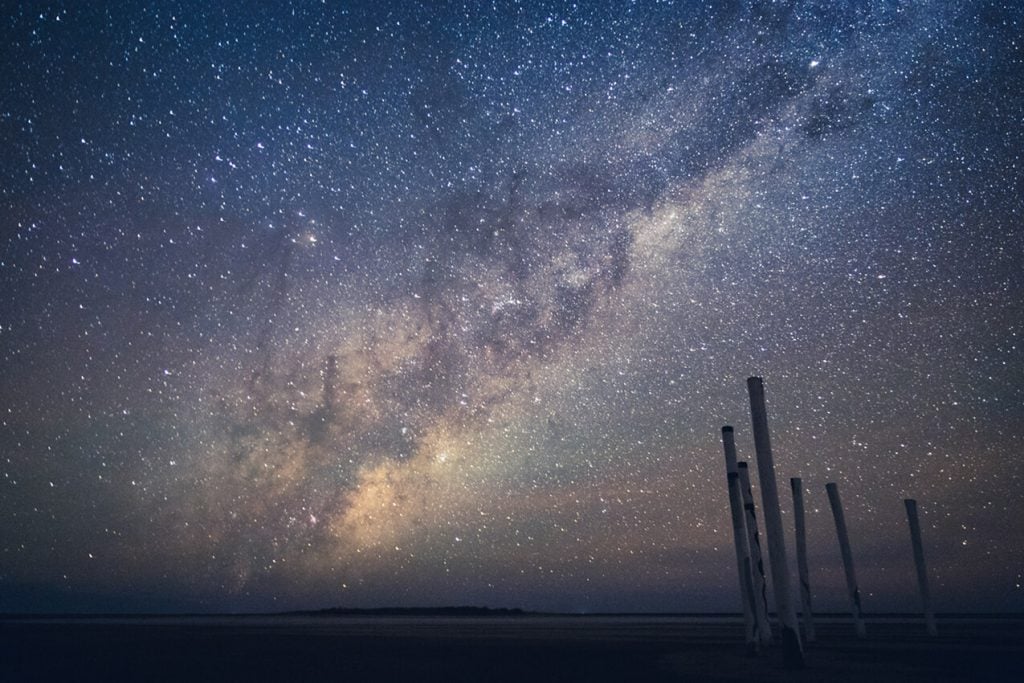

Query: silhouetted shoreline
left=289, top=605, right=531, bottom=617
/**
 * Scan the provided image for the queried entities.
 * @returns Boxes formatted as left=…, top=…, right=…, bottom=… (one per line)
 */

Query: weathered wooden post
left=790, top=477, right=816, bottom=642
left=826, top=482, right=866, bottom=638
left=747, top=377, right=804, bottom=668
left=721, top=426, right=757, bottom=650
left=738, top=462, right=772, bottom=645
left=904, top=499, right=937, bottom=636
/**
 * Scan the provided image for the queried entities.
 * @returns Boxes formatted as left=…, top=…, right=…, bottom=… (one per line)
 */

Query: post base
left=781, top=626, right=805, bottom=670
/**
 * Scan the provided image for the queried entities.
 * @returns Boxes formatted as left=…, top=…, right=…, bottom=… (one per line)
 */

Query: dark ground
left=2, top=616, right=1021, bottom=682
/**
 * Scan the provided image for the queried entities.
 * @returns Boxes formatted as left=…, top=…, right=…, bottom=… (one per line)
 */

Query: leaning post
left=790, top=477, right=816, bottom=642
left=738, top=462, right=772, bottom=645
left=747, top=377, right=804, bottom=668
left=826, top=482, right=866, bottom=638
left=904, top=499, right=938, bottom=636
left=721, top=426, right=757, bottom=651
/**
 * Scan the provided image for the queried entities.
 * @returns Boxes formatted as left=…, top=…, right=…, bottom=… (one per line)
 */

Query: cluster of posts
left=721, top=377, right=937, bottom=669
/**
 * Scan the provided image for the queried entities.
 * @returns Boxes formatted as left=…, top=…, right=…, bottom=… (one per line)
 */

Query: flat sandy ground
left=2, top=616, right=1021, bottom=681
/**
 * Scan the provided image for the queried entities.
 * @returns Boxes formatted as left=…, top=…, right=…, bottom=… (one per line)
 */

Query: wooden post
left=747, top=377, right=803, bottom=668
left=722, top=427, right=757, bottom=650
left=904, top=499, right=937, bottom=636
left=790, top=477, right=815, bottom=642
left=738, top=462, right=772, bottom=645
left=826, top=482, right=866, bottom=638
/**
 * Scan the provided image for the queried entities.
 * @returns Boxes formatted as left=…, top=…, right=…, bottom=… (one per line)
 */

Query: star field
left=1, top=1, right=1022, bottom=613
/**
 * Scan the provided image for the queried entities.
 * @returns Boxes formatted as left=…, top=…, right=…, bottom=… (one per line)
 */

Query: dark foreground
left=3, top=616, right=1022, bottom=682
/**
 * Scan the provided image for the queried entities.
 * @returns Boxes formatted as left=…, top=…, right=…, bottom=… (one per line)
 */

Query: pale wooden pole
left=721, top=426, right=757, bottom=650
left=747, top=377, right=803, bottom=668
left=826, top=482, right=866, bottom=638
left=904, top=499, right=938, bottom=636
left=738, top=462, right=772, bottom=645
left=790, top=477, right=816, bottom=642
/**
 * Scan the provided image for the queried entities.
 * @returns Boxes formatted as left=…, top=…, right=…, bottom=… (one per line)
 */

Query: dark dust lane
left=3, top=617, right=1022, bottom=682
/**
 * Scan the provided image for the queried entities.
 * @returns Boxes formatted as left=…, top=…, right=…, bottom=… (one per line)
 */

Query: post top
left=722, top=425, right=734, bottom=433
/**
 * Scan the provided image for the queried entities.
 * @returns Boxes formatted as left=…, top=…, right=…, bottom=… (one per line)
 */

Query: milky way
left=2, top=2, right=1022, bottom=613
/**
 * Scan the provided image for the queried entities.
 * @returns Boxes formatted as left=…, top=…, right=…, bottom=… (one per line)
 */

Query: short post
left=826, top=482, right=866, bottom=638
left=904, top=499, right=937, bottom=636
left=722, top=427, right=757, bottom=650
left=738, top=462, right=772, bottom=645
left=747, top=377, right=804, bottom=668
left=790, top=477, right=816, bottom=642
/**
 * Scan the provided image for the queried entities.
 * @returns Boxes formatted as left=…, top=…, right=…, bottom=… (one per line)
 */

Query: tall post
left=738, top=462, right=772, bottom=645
left=790, top=477, right=816, bottom=642
left=826, top=482, right=866, bottom=638
left=747, top=377, right=804, bottom=668
left=721, top=427, right=757, bottom=650
left=904, top=499, right=937, bottom=636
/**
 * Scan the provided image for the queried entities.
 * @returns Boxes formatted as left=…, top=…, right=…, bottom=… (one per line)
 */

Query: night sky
left=2, top=1, right=1022, bottom=614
